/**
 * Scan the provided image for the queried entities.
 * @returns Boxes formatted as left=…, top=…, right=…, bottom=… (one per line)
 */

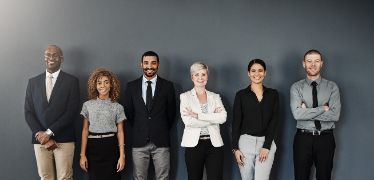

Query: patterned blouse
left=81, top=97, right=126, bottom=133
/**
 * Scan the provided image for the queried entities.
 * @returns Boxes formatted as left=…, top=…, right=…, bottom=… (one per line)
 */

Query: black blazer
left=124, top=76, right=176, bottom=147
left=24, top=71, right=80, bottom=144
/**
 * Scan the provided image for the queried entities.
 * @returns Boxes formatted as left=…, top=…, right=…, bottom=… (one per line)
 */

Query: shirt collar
left=45, top=69, right=61, bottom=79
left=142, top=75, right=158, bottom=84
left=305, top=76, right=322, bottom=86
left=246, top=84, right=268, bottom=93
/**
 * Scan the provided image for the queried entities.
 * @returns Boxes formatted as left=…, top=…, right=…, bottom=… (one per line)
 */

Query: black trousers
left=87, top=136, right=120, bottom=180
left=184, top=139, right=224, bottom=180
left=293, top=131, right=336, bottom=180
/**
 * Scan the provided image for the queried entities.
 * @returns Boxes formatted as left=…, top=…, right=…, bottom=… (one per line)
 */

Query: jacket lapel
left=151, top=77, right=163, bottom=111
left=38, top=73, right=49, bottom=107
left=135, top=77, right=148, bottom=110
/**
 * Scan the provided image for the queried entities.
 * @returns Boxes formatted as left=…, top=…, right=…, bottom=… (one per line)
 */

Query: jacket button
left=148, top=117, right=151, bottom=120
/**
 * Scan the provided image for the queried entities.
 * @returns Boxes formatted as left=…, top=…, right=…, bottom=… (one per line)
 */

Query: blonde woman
left=180, top=62, right=227, bottom=180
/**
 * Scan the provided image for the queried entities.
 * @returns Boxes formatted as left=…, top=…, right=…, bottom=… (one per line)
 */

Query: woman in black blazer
left=232, top=59, right=279, bottom=180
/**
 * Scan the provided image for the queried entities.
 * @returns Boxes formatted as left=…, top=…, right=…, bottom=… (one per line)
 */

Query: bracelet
left=80, top=154, right=85, bottom=156
left=118, top=144, right=125, bottom=146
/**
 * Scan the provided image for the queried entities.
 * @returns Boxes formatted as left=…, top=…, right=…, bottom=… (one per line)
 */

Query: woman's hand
left=183, top=108, right=198, bottom=119
left=214, top=107, right=223, bottom=113
left=234, top=150, right=245, bottom=166
left=117, top=155, right=125, bottom=172
left=259, top=148, right=270, bottom=163
left=80, top=155, right=88, bottom=172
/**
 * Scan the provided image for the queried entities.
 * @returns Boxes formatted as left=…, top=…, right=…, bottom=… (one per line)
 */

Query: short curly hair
left=87, top=68, right=121, bottom=102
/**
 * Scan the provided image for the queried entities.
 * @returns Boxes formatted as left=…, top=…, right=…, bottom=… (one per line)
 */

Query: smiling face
left=96, top=76, right=111, bottom=99
left=141, top=56, right=159, bottom=80
left=191, top=69, right=208, bottom=88
left=44, top=45, right=63, bottom=73
left=248, top=63, right=266, bottom=84
left=303, top=53, right=323, bottom=79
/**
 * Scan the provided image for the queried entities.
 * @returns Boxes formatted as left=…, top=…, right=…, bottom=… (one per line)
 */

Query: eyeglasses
left=44, top=53, right=62, bottom=60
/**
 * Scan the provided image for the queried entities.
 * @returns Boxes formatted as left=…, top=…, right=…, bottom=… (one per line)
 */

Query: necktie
left=146, top=81, right=152, bottom=110
left=46, top=75, right=53, bottom=102
left=311, top=81, right=321, bottom=130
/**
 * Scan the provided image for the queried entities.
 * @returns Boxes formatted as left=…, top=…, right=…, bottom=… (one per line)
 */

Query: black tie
left=312, top=81, right=321, bottom=130
left=146, top=81, right=152, bottom=110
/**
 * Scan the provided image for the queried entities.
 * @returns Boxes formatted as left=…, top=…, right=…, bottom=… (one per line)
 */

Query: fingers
left=80, top=159, right=88, bottom=172
left=259, top=149, right=269, bottom=163
left=214, top=107, right=223, bottom=113
left=259, top=153, right=267, bottom=163
left=116, top=160, right=125, bottom=172
left=235, top=151, right=245, bottom=166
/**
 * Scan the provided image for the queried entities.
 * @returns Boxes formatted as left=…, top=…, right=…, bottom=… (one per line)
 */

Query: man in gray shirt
left=290, top=49, right=341, bottom=180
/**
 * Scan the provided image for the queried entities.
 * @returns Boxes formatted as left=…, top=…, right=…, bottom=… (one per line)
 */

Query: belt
left=88, top=133, right=115, bottom=138
left=297, top=129, right=333, bottom=135
left=199, top=135, right=210, bottom=140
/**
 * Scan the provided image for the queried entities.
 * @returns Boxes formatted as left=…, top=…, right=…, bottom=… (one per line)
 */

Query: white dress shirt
left=142, top=75, right=157, bottom=103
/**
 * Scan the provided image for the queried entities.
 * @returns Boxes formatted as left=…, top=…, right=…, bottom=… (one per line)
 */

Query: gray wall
left=1, top=0, right=373, bottom=179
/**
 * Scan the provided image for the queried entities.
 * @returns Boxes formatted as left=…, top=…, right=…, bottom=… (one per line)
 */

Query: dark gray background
left=1, top=0, right=373, bottom=179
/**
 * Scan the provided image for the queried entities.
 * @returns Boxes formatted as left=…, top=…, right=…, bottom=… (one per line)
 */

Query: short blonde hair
left=190, top=62, right=209, bottom=76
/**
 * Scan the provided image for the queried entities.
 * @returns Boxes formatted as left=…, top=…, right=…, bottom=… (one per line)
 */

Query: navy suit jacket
left=124, top=76, right=176, bottom=147
left=24, top=71, right=80, bottom=144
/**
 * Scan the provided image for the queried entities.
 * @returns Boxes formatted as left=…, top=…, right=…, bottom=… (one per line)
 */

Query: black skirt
left=87, top=135, right=121, bottom=180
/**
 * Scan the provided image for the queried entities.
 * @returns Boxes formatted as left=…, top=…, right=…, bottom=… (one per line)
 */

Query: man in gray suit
left=25, top=45, right=80, bottom=180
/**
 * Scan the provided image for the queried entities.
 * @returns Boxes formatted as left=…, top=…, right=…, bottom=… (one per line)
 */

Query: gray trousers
left=132, top=142, right=170, bottom=180
left=238, top=134, right=277, bottom=180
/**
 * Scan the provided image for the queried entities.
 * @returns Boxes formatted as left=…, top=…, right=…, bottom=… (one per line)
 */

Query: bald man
left=25, top=45, right=80, bottom=180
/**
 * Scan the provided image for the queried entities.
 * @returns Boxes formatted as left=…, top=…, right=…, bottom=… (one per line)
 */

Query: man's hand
left=35, top=131, right=51, bottom=145
left=44, top=139, right=58, bottom=151
left=301, top=103, right=306, bottom=109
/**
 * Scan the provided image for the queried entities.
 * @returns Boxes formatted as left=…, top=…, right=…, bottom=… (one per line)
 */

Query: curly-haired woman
left=79, top=68, right=126, bottom=179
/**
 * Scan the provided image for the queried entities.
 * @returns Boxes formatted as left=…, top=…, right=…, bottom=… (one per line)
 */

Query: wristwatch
left=46, top=129, right=54, bottom=136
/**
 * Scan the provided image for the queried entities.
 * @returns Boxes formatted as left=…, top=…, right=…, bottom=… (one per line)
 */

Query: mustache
left=144, top=68, right=156, bottom=71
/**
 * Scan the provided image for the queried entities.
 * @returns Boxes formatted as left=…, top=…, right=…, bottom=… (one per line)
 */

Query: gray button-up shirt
left=290, top=76, right=341, bottom=130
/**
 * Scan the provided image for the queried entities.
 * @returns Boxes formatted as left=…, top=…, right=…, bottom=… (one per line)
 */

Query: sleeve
left=167, top=82, right=177, bottom=128
left=116, top=104, right=127, bottom=123
left=180, top=93, right=212, bottom=128
left=48, top=78, right=80, bottom=136
left=24, top=79, right=45, bottom=134
left=123, top=83, right=134, bottom=126
left=263, top=91, right=280, bottom=150
left=290, top=83, right=325, bottom=121
left=232, top=92, right=243, bottom=149
left=312, top=82, right=341, bottom=122
left=80, top=102, right=89, bottom=119
left=198, top=94, right=227, bottom=124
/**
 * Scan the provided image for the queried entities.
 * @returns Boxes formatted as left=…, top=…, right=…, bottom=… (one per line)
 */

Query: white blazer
left=180, top=88, right=227, bottom=147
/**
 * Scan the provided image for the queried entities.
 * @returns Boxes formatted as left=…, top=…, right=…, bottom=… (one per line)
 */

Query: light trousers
left=238, top=134, right=276, bottom=180
left=132, top=142, right=170, bottom=180
left=34, top=142, right=75, bottom=180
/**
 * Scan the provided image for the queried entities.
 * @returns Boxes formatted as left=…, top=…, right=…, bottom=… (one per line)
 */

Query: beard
left=143, top=68, right=158, bottom=78
left=305, top=67, right=321, bottom=77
